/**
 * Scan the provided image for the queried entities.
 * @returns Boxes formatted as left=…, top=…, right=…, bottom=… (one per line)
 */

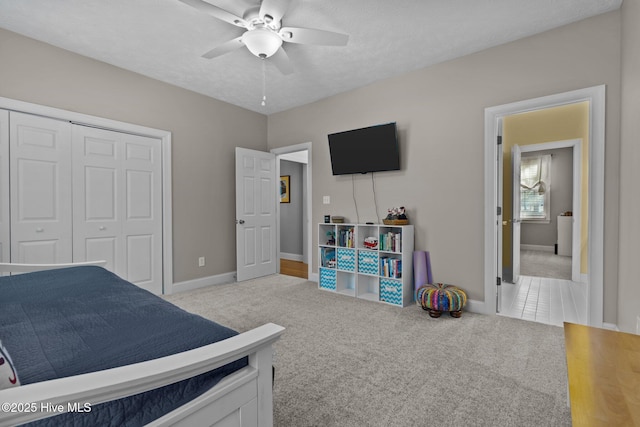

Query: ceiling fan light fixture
left=243, top=28, right=283, bottom=58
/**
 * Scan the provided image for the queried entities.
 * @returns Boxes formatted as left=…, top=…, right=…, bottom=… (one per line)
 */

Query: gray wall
left=267, top=11, right=622, bottom=324
left=619, top=0, right=640, bottom=333
left=279, top=160, right=303, bottom=257
left=0, top=28, right=268, bottom=284
left=521, top=148, right=573, bottom=247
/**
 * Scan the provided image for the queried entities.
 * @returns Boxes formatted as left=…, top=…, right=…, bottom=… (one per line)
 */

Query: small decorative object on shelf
left=363, top=236, right=378, bottom=249
left=383, top=206, right=409, bottom=225
left=326, top=231, right=336, bottom=246
left=332, top=216, right=345, bottom=223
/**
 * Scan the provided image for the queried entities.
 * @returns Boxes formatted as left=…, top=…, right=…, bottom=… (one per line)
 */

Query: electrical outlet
left=323, top=196, right=330, bottom=204
left=198, top=257, right=205, bottom=267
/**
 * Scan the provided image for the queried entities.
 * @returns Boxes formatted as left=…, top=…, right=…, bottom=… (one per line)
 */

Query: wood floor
left=280, top=259, right=308, bottom=279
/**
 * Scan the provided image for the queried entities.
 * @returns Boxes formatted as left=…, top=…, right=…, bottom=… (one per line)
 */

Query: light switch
left=323, top=196, right=330, bottom=204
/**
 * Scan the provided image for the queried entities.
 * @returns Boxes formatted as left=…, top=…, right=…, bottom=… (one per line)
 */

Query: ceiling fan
left=179, top=0, right=349, bottom=75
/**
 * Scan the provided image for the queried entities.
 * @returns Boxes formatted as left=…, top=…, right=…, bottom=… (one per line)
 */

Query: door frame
left=0, top=96, right=173, bottom=293
left=271, top=142, right=313, bottom=279
left=484, top=85, right=605, bottom=327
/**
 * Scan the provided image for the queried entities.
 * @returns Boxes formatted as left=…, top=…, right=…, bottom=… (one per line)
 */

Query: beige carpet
left=164, top=274, right=571, bottom=426
left=521, top=249, right=572, bottom=280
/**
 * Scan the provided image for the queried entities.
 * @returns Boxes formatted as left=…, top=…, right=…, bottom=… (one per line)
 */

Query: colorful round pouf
left=416, top=283, right=467, bottom=318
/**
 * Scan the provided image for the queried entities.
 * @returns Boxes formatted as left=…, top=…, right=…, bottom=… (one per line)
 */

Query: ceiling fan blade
left=270, top=47, right=294, bottom=75
left=202, top=36, right=244, bottom=59
left=259, top=0, right=292, bottom=25
left=179, top=0, right=248, bottom=27
left=279, top=26, right=349, bottom=46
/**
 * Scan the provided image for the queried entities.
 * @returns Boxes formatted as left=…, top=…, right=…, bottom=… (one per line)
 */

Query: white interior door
left=72, top=125, right=163, bottom=294
left=235, top=147, right=277, bottom=282
left=511, top=144, right=522, bottom=282
left=10, top=112, right=72, bottom=264
left=0, top=110, right=9, bottom=264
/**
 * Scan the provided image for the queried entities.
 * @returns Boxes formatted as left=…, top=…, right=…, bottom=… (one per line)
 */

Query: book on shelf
left=379, top=257, right=402, bottom=279
left=379, top=232, right=402, bottom=252
left=338, top=227, right=355, bottom=248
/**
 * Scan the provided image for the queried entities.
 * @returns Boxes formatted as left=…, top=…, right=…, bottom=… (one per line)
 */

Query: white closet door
left=72, top=125, right=162, bottom=294
left=0, top=110, right=9, bottom=264
left=10, top=112, right=72, bottom=264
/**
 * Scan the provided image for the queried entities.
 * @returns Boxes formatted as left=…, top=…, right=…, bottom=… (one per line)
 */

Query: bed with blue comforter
left=0, top=266, right=248, bottom=426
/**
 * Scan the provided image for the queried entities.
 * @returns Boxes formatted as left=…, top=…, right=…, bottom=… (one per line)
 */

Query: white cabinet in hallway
left=557, top=215, right=573, bottom=256
left=0, top=110, right=163, bottom=294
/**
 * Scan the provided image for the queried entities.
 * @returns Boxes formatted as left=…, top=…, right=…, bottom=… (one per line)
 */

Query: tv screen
left=328, top=122, right=399, bottom=175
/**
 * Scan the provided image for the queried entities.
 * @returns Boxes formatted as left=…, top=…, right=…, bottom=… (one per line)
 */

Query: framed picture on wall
left=280, top=175, right=290, bottom=203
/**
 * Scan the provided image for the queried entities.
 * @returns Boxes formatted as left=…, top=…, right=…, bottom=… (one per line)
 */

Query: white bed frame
left=0, top=262, right=284, bottom=427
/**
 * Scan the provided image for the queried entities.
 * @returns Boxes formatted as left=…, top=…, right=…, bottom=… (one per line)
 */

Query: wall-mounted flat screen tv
left=328, top=122, right=400, bottom=175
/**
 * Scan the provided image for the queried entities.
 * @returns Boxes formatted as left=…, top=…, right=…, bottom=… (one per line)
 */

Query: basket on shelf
left=383, top=206, right=408, bottom=225
left=382, top=219, right=409, bottom=225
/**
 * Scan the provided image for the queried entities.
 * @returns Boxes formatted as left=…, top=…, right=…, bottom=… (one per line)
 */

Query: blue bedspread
left=0, top=266, right=248, bottom=426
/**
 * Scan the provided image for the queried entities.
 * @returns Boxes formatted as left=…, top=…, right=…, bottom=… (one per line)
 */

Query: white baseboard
left=169, top=271, right=236, bottom=294
left=309, top=272, right=318, bottom=282
left=602, top=322, right=619, bottom=331
left=464, top=299, right=486, bottom=314
left=521, top=244, right=555, bottom=252
left=280, top=252, right=304, bottom=262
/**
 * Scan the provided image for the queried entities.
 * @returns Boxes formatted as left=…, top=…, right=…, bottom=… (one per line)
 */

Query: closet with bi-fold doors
left=0, top=109, right=163, bottom=294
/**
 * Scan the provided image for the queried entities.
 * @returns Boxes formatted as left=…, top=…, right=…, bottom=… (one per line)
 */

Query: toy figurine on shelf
left=364, top=236, right=378, bottom=249
left=326, top=231, right=336, bottom=246
left=385, top=206, right=407, bottom=221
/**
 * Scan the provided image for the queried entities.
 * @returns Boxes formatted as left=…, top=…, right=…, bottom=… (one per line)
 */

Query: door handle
left=236, top=219, right=245, bottom=225
left=99, top=226, right=106, bottom=231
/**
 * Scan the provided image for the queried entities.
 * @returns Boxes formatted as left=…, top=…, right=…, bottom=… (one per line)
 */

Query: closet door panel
left=0, top=110, right=9, bottom=264
left=10, top=112, right=72, bottom=264
left=73, top=126, right=124, bottom=277
left=73, top=125, right=162, bottom=294
left=122, top=136, right=162, bottom=293
left=85, top=237, right=117, bottom=271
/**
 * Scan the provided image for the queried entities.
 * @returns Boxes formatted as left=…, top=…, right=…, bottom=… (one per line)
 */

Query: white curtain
left=520, top=154, right=551, bottom=219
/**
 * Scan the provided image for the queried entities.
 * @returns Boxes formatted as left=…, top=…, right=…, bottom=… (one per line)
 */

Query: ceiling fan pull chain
left=261, top=59, right=267, bottom=107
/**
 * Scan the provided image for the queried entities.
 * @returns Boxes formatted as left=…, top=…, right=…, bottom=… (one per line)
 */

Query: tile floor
left=499, top=274, right=587, bottom=326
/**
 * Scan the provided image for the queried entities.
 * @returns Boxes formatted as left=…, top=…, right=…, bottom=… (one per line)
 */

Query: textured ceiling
left=0, top=0, right=622, bottom=115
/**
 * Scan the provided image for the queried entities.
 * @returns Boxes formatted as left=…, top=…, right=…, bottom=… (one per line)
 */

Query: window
left=520, top=154, right=551, bottom=221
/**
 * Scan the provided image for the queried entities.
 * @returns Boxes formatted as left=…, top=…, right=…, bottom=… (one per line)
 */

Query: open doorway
left=514, top=140, right=582, bottom=282
left=272, top=142, right=312, bottom=280
left=484, top=85, right=605, bottom=328
left=502, top=139, right=584, bottom=325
